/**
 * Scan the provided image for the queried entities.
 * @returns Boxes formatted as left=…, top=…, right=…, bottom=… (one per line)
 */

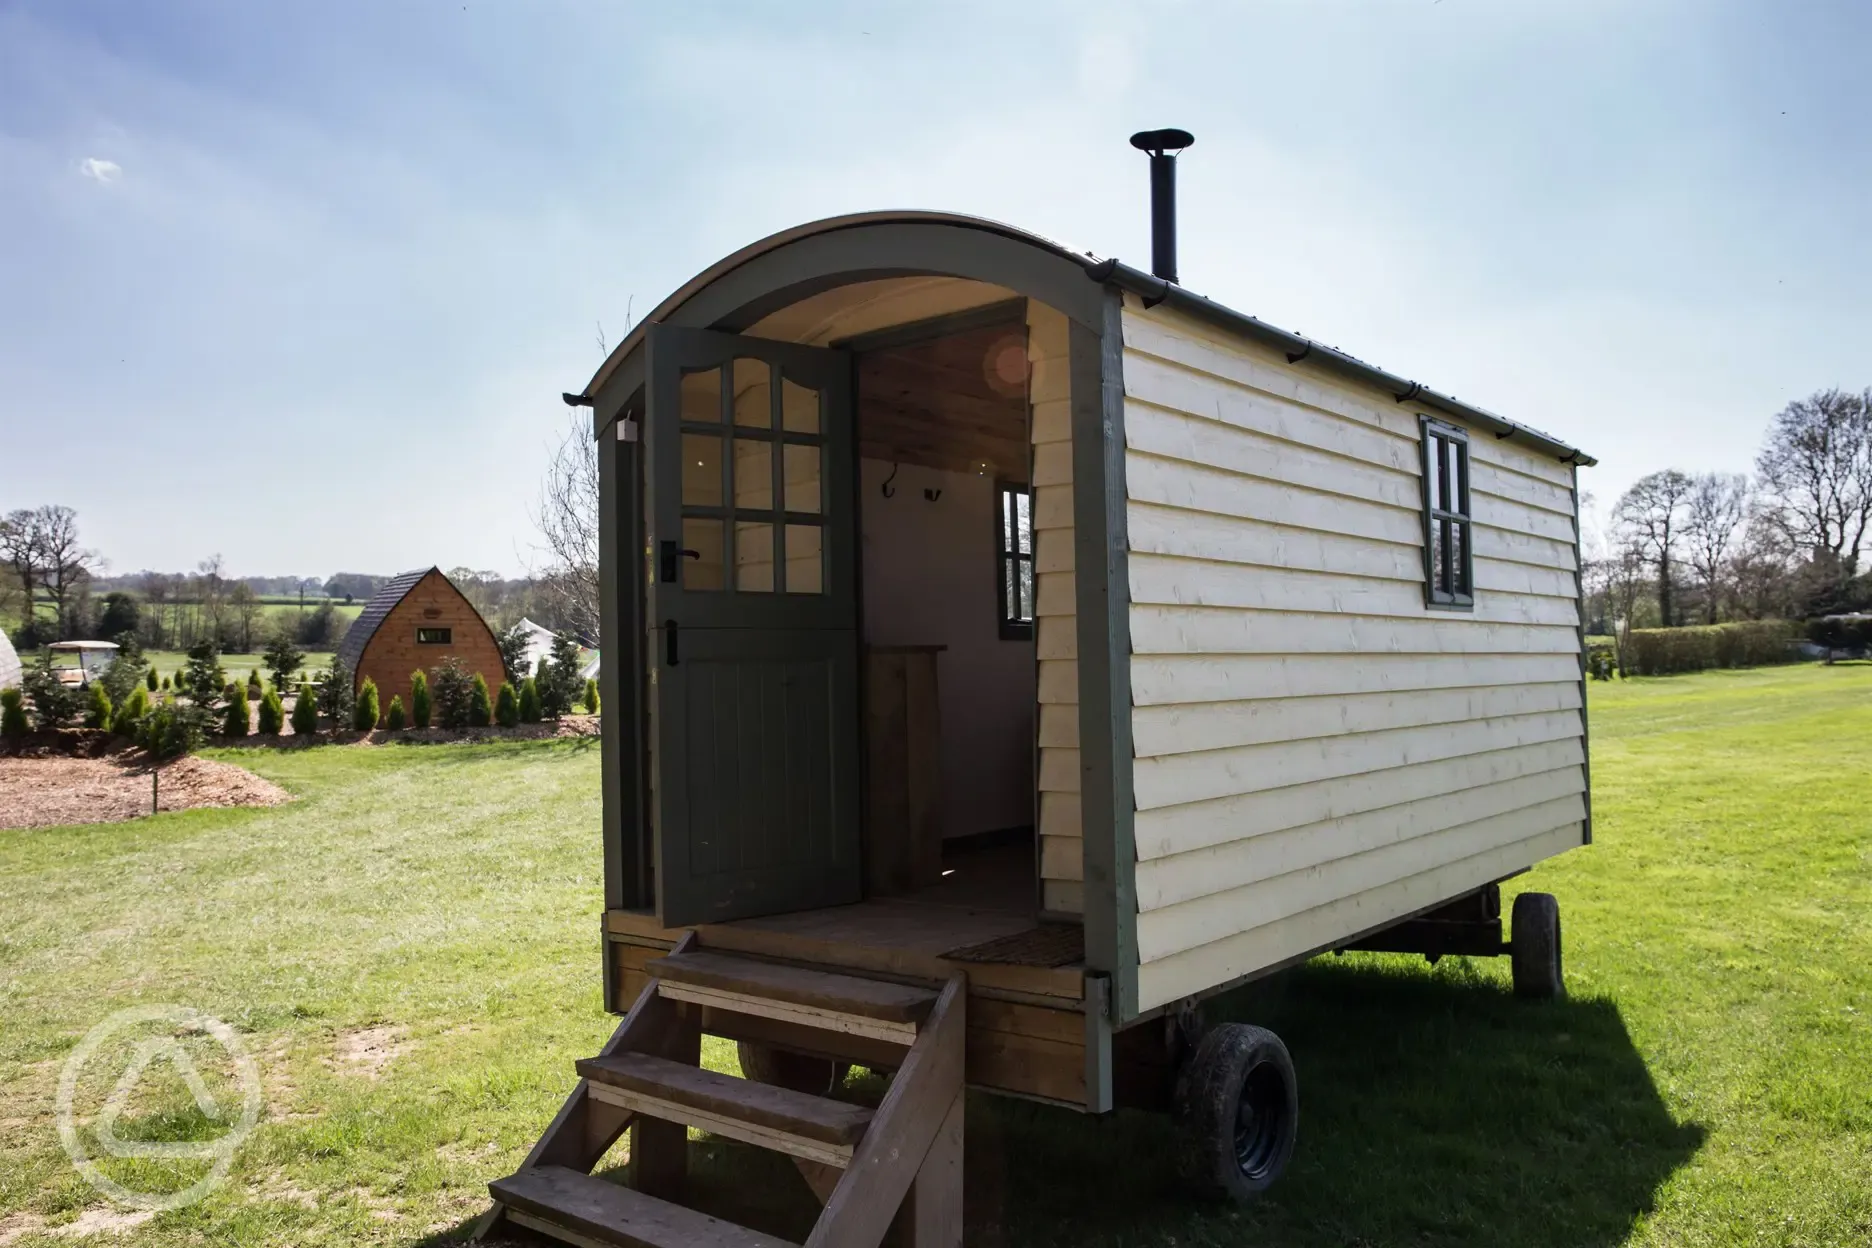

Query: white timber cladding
left=1119, top=297, right=1588, bottom=1012
left=1030, top=301, right=1084, bottom=915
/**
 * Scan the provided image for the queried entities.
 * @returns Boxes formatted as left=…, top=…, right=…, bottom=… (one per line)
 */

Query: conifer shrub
left=540, top=633, right=584, bottom=719
left=353, top=677, right=380, bottom=731
left=583, top=676, right=600, bottom=714
left=161, top=674, right=171, bottom=690
left=290, top=683, right=319, bottom=736
left=247, top=669, right=264, bottom=700
left=430, top=659, right=474, bottom=730
left=384, top=695, right=407, bottom=731
left=495, top=680, right=520, bottom=728
left=116, top=686, right=151, bottom=735
left=140, top=702, right=208, bottom=759
left=257, top=688, right=285, bottom=734
left=145, top=667, right=159, bottom=692
left=85, top=681, right=113, bottom=732
left=409, top=670, right=432, bottom=729
left=222, top=683, right=250, bottom=737
left=468, top=673, right=493, bottom=728
left=319, top=658, right=355, bottom=728
left=23, top=657, right=83, bottom=729
left=1, top=688, right=28, bottom=740
left=518, top=677, right=542, bottom=724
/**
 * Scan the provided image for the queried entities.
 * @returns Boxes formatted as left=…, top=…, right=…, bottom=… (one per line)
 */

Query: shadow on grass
left=419, top=957, right=1703, bottom=1248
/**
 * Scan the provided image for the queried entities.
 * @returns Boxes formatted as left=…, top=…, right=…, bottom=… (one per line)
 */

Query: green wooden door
left=645, top=325, right=860, bottom=925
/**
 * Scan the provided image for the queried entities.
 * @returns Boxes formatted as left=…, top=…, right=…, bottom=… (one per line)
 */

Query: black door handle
left=664, top=619, right=679, bottom=666
left=659, top=540, right=704, bottom=583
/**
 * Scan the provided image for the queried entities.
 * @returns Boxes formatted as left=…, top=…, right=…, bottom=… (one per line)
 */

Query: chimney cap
left=1129, top=128, right=1195, bottom=155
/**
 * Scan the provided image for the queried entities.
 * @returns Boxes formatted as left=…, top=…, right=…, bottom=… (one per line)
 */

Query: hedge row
left=1622, top=620, right=1801, bottom=676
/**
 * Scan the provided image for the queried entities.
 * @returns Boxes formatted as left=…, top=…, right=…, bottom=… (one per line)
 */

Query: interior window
left=995, top=481, right=1034, bottom=639
left=1421, top=419, right=1474, bottom=609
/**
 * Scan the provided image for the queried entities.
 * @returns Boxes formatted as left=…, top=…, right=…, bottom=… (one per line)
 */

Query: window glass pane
left=1437, top=518, right=1453, bottom=594
left=1018, top=560, right=1034, bottom=621
left=735, top=521, right=775, bottom=592
left=733, top=439, right=774, bottom=510
left=1450, top=521, right=1468, bottom=594
left=682, top=433, right=723, bottom=506
left=785, top=524, right=823, bottom=594
left=731, top=358, right=772, bottom=428
left=682, top=518, right=724, bottom=590
left=1440, top=439, right=1458, bottom=513
left=1016, top=490, right=1032, bottom=554
left=781, top=377, right=820, bottom=433
left=1425, top=434, right=1441, bottom=511
left=681, top=367, right=722, bottom=424
left=1454, top=442, right=1470, bottom=517
left=784, top=443, right=822, bottom=514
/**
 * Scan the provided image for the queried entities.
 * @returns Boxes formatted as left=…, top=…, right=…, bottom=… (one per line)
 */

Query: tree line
left=1585, top=388, right=1872, bottom=646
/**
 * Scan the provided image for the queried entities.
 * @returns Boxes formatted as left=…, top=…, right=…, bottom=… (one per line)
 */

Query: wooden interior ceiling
left=856, top=320, right=1030, bottom=483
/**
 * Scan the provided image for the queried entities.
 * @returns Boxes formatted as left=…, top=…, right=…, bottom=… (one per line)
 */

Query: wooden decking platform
left=605, top=842, right=1099, bottom=1107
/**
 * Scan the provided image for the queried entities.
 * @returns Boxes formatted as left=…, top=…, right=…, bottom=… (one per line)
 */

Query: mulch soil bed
left=0, top=745, right=292, bottom=830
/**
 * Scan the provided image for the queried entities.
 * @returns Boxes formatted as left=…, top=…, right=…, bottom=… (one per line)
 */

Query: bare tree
left=230, top=582, right=264, bottom=652
left=140, top=572, right=173, bottom=648
left=197, top=555, right=227, bottom=644
left=1682, top=472, right=1750, bottom=623
left=0, top=510, right=40, bottom=631
left=1614, top=470, right=1694, bottom=628
left=530, top=412, right=600, bottom=639
left=27, top=505, right=99, bottom=639
left=1586, top=536, right=1652, bottom=675
left=1727, top=511, right=1800, bottom=621
left=1756, top=388, right=1872, bottom=579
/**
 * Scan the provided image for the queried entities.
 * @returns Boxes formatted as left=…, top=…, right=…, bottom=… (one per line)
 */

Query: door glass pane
left=733, top=439, right=774, bottom=510
left=681, top=367, right=722, bottom=424
left=783, top=443, right=821, bottom=514
left=781, top=376, right=820, bottom=433
left=682, top=433, right=723, bottom=506
left=735, top=521, right=775, bottom=592
left=732, top=358, right=772, bottom=428
left=785, top=524, right=823, bottom=594
left=682, top=518, right=724, bottom=590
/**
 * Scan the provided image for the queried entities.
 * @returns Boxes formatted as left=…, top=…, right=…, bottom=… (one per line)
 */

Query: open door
left=645, top=325, right=860, bottom=925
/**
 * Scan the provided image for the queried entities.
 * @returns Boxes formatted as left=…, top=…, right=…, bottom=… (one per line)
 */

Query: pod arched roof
left=580, top=210, right=1593, bottom=467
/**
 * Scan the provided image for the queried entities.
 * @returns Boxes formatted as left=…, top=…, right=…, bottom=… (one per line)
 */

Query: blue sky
left=2, top=0, right=1867, bottom=577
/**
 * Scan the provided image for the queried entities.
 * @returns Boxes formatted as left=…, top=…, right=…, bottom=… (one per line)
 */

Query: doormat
left=941, top=923, right=1083, bottom=968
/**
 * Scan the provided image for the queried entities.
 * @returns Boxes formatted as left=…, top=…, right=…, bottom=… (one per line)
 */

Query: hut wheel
left=1173, top=1022, right=1298, bottom=1202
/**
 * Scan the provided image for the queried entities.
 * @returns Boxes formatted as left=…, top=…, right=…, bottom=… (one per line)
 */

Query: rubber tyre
left=735, top=1041, right=850, bottom=1096
left=1173, top=1023, right=1299, bottom=1203
left=1511, top=891, right=1564, bottom=1000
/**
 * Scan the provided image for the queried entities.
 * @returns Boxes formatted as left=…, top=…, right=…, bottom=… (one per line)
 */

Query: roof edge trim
left=1092, top=261, right=1595, bottom=467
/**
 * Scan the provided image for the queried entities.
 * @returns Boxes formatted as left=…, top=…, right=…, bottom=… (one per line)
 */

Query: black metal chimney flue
left=1129, top=128, right=1195, bottom=284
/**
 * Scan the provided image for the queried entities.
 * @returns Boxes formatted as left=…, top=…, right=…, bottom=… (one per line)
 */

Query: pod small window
left=416, top=627, right=453, bottom=644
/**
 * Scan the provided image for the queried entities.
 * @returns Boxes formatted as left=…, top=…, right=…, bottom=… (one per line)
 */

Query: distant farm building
left=335, top=568, right=503, bottom=711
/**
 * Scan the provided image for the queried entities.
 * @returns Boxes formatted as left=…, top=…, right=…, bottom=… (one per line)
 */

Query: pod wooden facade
left=580, top=211, right=1596, bottom=1114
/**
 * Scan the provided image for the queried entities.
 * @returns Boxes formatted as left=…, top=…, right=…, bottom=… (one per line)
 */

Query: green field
left=1, top=666, right=1868, bottom=1245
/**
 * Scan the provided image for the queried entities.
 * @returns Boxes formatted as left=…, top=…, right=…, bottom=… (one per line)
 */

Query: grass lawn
left=2, top=666, right=1869, bottom=1245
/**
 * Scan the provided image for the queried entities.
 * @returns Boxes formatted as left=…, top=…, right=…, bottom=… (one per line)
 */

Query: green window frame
left=1420, top=418, right=1474, bottom=610
left=995, top=481, right=1034, bottom=640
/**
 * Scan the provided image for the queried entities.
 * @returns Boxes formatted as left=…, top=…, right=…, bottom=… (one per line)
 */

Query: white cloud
left=79, top=156, right=121, bottom=183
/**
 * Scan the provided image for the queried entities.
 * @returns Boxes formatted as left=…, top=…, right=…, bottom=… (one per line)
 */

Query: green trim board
left=1071, top=288, right=1139, bottom=1025
left=1571, top=463, right=1594, bottom=845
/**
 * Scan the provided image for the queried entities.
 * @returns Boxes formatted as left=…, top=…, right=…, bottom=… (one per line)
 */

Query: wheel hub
left=1233, top=1061, right=1288, bottom=1181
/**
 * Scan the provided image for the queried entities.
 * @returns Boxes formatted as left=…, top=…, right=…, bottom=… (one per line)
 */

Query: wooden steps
left=577, top=1051, right=873, bottom=1167
left=648, top=951, right=937, bottom=1045
left=477, top=939, right=966, bottom=1248
left=492, top=1164, right=796, bottom=1248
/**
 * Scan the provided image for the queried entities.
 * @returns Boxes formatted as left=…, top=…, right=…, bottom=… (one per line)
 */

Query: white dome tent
left=0, top=628, right=19, bottom=691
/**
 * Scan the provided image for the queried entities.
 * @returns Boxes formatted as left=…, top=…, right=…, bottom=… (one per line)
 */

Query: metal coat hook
left=881, top=462, right=899, bottom=498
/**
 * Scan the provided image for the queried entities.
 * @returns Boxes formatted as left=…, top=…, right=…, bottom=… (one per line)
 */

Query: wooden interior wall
left=1029, top=303, right=1083, bottom=916
left=856, top=321, right=1030, bottom=482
